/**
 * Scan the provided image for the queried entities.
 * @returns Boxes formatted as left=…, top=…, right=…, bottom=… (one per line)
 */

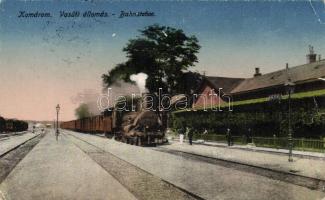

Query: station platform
left=0, top=132, right=137, bottom=200
left=166, top=139, right=325, bottom=181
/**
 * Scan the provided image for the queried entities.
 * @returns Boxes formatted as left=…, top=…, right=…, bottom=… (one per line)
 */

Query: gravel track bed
left=66, top=134, right=201, bottom=200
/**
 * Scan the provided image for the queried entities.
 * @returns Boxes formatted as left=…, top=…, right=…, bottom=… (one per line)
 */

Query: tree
left=102, top=24, right=200, bottom=95
left=75, top=103, right=91, bottom=119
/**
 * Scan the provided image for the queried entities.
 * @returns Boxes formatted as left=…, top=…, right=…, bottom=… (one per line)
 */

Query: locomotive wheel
left=147, top=136, right=151, bottom=145
left=121, top=136, right=126, bottom=143
left=137, top=137, right=142, bottom=146
left=135, top=137, right=141, bottom=146
left=135, top=137, right=138, bottom=146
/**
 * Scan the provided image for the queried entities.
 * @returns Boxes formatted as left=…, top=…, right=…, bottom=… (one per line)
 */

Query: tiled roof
left=205, top=76, right=244, bottom=94
left=231, top=60, right=325, bottom=94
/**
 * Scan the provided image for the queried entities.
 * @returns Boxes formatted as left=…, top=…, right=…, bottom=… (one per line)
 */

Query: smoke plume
left=100, top=81, right=140, bottom=108
left=71, top=89, right=101, bottom=116
left=130, top=73, right=148, bottom=94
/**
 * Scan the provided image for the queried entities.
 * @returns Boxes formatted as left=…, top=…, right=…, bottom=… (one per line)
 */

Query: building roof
left=205, top=76, right=245, bottom=94
left=231, top=60, right=325, bottom=94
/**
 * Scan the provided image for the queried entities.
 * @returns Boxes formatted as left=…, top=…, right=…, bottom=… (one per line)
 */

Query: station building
left=193, top=47, right=325, bottom=108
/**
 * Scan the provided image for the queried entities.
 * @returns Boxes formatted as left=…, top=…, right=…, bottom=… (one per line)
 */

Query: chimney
left=319, top=54, right=321, bottom=61
left=286, top=63, right=289, bottom=70
left=306, top=45, right=317, bottom=63
left=254, top=67, right=262, bottom=77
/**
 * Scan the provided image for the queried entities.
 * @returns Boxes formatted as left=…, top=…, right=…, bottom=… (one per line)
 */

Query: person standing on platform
left=179, top=122, right=186, bottom=144
left=203, top=129, right=208, bottom=135
left=188, top=126, right=194, bottom=145
left=226, top=128, right=232, bottom=146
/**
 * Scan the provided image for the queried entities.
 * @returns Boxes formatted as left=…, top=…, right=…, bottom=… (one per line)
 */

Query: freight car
left=61, top=115, right=113, bottom=134
left=0, top=116, right=5, bottom=133
left=4, top=119, right=28, bottom=132
left=61, top=97, right=167, bottom=146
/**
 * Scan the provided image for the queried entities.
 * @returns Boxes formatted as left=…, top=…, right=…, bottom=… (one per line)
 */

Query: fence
left=169, top=132, right=325, bottom=153
left=252, top=137, right=325, bottom=152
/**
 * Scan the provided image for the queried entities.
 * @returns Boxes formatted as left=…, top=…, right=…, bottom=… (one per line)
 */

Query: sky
left=1, top=0, right=325, bottom=121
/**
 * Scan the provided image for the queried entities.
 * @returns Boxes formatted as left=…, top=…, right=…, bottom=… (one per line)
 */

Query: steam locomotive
left=61, top=95, right=167, bottom=146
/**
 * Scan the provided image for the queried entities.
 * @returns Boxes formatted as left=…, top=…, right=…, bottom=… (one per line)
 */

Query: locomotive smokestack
left=141, top=93, right=153, bottom=111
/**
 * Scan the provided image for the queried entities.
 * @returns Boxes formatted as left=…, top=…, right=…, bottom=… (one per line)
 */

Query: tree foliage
left=75, top=103, right=91, bottom=119
left=102, top=24, right=200, bottom=95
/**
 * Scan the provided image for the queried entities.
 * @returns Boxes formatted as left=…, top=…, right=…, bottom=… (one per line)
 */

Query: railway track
left=63, top=131, right=325, bottom=194
left=0, top=133, right=45, bottom=183
left=0, top=131, right=29, bottom=141
left=153, top=147, right=325, bottom=192
left=0, top=133, right=40, bottom=158
left=64, top=132, right=205, bottom=200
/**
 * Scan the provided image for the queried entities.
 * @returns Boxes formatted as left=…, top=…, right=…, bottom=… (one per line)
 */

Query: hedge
left=171, top=94, right=325, bottom=138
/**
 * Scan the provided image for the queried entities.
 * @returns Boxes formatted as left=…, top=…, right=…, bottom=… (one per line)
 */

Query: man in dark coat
left=226, top=128, right=232, bottom=146
left=188, top=127, right=194, bottom=145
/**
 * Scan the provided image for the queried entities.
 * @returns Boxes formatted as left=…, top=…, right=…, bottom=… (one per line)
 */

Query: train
left=61, top=95, right=168, bottom=146
left=0, top=117, right=29, bottom=133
